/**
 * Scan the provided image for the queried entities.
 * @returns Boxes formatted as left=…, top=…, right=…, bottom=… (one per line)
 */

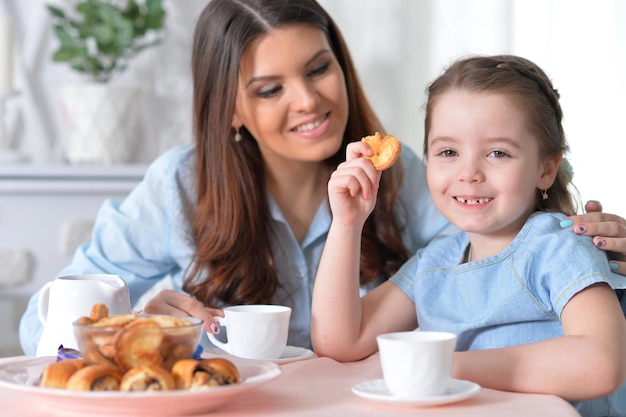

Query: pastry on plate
left=40, top=359, right=87, bottom=389
left=65, top=365, right=123, bottom=391
left=120, top=364, right=176, bottom=391
left=171, top=358, right=240, bottom=390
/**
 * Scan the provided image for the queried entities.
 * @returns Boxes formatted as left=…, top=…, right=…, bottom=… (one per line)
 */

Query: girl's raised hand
left=327, top=141, right=382, bottom=227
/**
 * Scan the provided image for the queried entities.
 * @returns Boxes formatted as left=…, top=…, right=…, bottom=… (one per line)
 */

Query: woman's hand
left=143, top=289, right=223, bottom=334
left=563, top=200, right=626, bottom=275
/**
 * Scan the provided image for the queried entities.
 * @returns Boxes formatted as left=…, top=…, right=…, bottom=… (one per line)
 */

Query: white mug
left=207, top=304, right=291, bottom=360
left=36, top=274, right=131, bottom=357
left=377, top=330, right=457, bottom=400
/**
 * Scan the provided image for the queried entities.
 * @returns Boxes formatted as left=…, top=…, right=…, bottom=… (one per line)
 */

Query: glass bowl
left=73, top=314, right=203, bottom=372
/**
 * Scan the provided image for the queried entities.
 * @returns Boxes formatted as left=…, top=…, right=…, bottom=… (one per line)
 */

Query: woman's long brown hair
left=184, top=0, right=409, bottom=307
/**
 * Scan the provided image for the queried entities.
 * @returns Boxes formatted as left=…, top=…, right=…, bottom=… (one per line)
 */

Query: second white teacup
left=207, top=304, right=291, bottom=360
left=377, top=330, right=457, bottom=400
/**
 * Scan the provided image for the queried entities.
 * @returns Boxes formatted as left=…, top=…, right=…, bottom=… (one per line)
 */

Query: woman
left=19, top=0, right=626, bottom=356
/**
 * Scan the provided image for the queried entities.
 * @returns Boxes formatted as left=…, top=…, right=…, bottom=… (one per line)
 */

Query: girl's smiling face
left=426, top=89, right=559, bottom=242
left=232, top=23, right=349, bottom=166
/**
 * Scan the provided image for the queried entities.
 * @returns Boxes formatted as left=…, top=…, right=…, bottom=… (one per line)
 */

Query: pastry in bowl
left=40, top=304, right=242, bottom=393
left=73, top=308, right=203, bottom=372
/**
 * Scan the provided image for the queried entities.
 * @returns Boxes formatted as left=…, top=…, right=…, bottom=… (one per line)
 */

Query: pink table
left=0, top=353, right=580, bottom=416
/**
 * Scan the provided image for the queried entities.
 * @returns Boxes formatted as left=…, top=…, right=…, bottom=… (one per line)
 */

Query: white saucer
left=352, top=378, right=480, bottom=407
left=205, top=345, right=315, bottom=365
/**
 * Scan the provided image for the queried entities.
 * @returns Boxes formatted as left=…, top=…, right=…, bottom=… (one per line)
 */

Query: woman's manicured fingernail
left=560, top=219, right=573, bottom=228
left=210, top=321, right=220, bottom=334
left=575, top=225, right=587, bottom=234
left=610, top=262, right=619, bottom=271
left=595, top=238, right=607, bottom=248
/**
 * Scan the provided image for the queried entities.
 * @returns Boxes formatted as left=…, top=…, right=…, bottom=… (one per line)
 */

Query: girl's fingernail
left=210, top=321, right=220, bottom=334
left=575, top=225, right=587, bottom=234
left=560, top=219, right=573, bottom=228
left=595, top=238, right=607, bottom=248
left=610, top=262, right=619, bottom=271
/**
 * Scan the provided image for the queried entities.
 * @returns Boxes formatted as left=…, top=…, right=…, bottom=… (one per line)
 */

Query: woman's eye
left=309, top=62, right=329, bottom=77
left=257, top=85, right=282, bottom=98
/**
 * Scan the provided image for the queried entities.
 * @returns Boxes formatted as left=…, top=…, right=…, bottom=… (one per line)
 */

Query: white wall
left=510, top=0, right=624, bottom=216
left=321, top=0, right=625, bottom=216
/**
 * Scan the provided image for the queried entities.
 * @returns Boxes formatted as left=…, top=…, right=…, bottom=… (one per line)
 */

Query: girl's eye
left=488, top=150, right=509, bottom=158
left=309, top=62, right=329, bottom=77
left=257, top=85, right=282, bottom=98
left=438, top=149, right=457, bottom=157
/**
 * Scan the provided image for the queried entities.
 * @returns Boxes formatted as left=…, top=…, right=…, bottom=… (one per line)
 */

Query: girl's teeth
left=456, top=197, right=492, bottom=205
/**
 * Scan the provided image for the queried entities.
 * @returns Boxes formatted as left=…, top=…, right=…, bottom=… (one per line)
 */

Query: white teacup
left=377, top=330, right=457, bottom=400
left=207, top=304, right=291, bottom=360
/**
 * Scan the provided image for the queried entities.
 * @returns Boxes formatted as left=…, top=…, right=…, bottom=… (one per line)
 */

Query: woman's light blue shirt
left=20, top=143, right=451, bottom=355
left=391, top=211, right=626, bottom=416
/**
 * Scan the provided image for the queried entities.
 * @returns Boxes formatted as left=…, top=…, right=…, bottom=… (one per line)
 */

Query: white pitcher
left=36, top=274, right=131, bottom=357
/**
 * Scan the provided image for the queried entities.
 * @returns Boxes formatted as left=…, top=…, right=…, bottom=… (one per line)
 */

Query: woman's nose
left=290, top=81, right=318, bottom=112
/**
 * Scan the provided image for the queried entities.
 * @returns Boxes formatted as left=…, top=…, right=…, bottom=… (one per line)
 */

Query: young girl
left=311, top=55, right=626, bottom=416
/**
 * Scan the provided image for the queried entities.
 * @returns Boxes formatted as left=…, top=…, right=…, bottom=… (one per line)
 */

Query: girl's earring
left=542, top=189, right=549, bottom=200
left=234, top=130, right=242, bottom=143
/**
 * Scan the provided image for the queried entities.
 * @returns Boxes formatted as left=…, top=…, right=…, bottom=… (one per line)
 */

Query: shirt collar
left=266, top=192, right=331, bottom=247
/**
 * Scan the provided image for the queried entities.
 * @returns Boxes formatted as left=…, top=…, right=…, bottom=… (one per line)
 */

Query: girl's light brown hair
left=184, top=0, right=409, bottom=307
left=423, top=54, right=578, bottom=215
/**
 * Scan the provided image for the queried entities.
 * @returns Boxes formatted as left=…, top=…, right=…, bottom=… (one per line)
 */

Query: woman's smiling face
left=232, top=23, right=349, bottom=166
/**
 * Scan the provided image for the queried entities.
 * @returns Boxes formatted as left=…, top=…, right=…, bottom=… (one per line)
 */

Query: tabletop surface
left=0, top=353, right=581, bottom=417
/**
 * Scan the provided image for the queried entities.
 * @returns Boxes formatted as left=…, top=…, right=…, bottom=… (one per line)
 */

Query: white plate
left=352, top=378, right=480, bottom=407
left=205, top=345, right=315, bottom=365
left=0, top=356, right=281, bottom=416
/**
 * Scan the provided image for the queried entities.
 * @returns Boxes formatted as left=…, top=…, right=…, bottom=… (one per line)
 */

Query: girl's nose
left=458, top=158, right=484, bottom=183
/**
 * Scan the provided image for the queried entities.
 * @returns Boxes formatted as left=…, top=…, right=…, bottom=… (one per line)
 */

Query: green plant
left=47, top=0, right=166, bottom=83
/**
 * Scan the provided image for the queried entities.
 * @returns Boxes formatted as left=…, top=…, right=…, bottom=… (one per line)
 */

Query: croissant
left=160, top=331, right=199, bottom=371
left=171, top=358, right=240, bottom=390
left=361, top=132, right=402, bottom=171
left=75, top=312, right=139, bottom=371
left=90, top=303, right=110, bottom=322
left=66, top=365, right=123, bottom=391
left=120, top=364, right=176, bottom=391
left=114, top=318, right=164, bottom=370
left=40, top=359, right=87, bottom=389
